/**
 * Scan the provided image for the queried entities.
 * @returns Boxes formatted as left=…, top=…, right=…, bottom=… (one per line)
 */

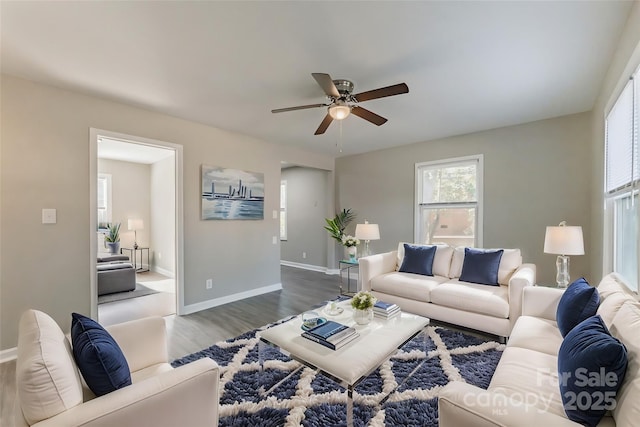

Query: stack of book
left=301, top=320, right=359, bottom=350
left=373, top=301, right=401, bottom=319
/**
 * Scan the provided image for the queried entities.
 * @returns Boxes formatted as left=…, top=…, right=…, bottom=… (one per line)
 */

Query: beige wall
left=98, top=159, right=151, bottom=251
left=590, top=1, right=640, bottom=281
left=336, top=112, right=592, bottom=285
left=150, top=155, right=176, bottom=275
left=0, top=75, right=334, bottom=351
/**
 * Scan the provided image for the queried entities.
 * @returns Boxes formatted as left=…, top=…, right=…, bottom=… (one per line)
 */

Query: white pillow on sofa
left=396, top=242, right=453, bottom=277
left=450, top=247, right=522, bottom=285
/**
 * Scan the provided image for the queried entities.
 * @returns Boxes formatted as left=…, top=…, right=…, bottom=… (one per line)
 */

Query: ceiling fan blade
left=354, top=83, right=409, bottom=103
left=271, top=103, right=326, bottom=113
left=350, top=106, right=388, bottom=126
left=314, top=113, right=333, bottom=135
left=312, top=73, right=340, bottom=98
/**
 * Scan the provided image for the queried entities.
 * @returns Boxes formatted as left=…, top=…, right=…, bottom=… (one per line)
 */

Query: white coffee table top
left=258, top=300, right=429, bottom=385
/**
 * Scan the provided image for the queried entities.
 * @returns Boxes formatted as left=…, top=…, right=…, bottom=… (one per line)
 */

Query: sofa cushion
left=16, top=310, right=84, bottom=425
left=558, top=315, right=627, bottom=427
left=399, top=243, right=436, bottom=276
left=396, top=242, right=453, bottom=277
left=370, top=271, right=446, bottom=302
left=597, top=292, right=632, bottom=330
left=71, top=313, right=132, bottom=397
left=430, top=279, right=510, bottom=318
left=488, top=346, right=566, bottom=417
left=608, top=301, right=640, bottom=426
left=507, top=315, right=563, bottom=356
left=459, top=248, right=503, bottom=286
left=450, top=247, right=521, bottom=285
left=556, top=278, right=600, bottom=337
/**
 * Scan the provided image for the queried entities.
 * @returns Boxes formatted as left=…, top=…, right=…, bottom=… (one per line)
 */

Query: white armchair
left=15, top=310, right=219, bottom=426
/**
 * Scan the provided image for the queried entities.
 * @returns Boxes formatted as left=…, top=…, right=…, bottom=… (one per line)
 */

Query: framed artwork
left=201, top=165, right=264, bottom=220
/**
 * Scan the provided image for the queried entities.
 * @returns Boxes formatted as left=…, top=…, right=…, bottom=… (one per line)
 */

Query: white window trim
left=97, top=173, right=112, bottom=226
left=414, top=154, right=484, bottom=247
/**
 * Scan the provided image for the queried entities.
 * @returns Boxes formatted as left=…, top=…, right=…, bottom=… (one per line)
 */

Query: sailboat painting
left=201, top=165, right=265, bottom=220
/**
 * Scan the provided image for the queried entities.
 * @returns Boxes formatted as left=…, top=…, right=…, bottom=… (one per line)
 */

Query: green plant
left=104, top=223, right=121, bottom=243
left=324, top=208, right=356, bottom=243
left=351, top=291, right=377, bottom=310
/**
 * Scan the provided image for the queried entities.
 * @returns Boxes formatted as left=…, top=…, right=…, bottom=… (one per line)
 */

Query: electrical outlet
left=272, top=236, right=277, bottom=244
left=157, top=252, right=162, bottom=260
left=206, top=279, right=213, bottom=289
left=302, top=252, right=307, bottom=259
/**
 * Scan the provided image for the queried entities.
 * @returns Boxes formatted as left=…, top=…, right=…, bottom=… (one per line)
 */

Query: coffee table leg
left=347, top=385, right=354, bottom=427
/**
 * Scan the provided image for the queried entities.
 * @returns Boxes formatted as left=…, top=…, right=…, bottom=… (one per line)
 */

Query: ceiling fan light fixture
left=328, top=103, right=351, bottom=120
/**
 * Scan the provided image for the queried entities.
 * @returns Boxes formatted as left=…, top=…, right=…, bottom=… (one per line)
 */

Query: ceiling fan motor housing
left=333, top=79, right=355, bottom=96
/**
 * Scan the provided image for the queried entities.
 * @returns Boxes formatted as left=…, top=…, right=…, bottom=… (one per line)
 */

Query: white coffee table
left=258, top=300, right=430, bottom=426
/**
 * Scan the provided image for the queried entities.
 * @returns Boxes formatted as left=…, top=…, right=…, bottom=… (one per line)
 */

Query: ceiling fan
left=271, top=73, right=409, bottom=135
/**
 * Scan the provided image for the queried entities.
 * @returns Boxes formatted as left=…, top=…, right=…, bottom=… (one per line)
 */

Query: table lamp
left=355, top=220, right=380, bottom=258
left=543, top=221, right=584, bottom=288
left=128, top=219, right=144, bottom=249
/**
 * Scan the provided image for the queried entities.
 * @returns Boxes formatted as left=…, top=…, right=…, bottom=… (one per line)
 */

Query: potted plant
left=324, top=208, right=356, bottom=243
left=351, top=291, right=377, bottom=325
left=341, top=235, right=360, bottom=261
left=104, top=222, right=121, bottom=254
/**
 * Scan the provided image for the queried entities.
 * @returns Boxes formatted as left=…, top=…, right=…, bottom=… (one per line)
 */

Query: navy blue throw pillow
left=399, top=244, right=437, bottom=276
left=558, top=315, right=628, bottom=427
left=459, top=248, right=504, bottom=286
left=556, top=278, right=600, bottom=337
left=71, top=313, right=131, bottom=396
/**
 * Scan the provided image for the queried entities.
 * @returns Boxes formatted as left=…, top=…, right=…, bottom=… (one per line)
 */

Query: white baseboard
left=182, top=283, right=283, bottom=315
left=280, top=260, right=339, bottom=275
left=0, top=347, right=17, bottom=363
left=151, top=266, right=175, bottom=278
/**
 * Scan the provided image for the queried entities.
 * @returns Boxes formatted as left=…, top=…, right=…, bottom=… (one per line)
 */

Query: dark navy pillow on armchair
left=459, top=248, right=504, bottom=286
left=556, top=277, right=600, bottom=337
left=399, top=244, right=437, bottom=276
left=558, top=315, right=627, bottom=427
left=71, top=313, right=131, bottom=396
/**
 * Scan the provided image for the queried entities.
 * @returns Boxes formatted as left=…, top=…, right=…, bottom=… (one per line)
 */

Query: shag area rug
left=172, top=318, right=505, bottom=427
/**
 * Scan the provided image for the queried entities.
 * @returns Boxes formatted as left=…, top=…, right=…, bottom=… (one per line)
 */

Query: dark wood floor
left=0, top=266, right=339, bottom=425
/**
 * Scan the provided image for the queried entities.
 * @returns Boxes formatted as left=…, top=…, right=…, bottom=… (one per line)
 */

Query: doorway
left=89, top=129, right=184, bottom=324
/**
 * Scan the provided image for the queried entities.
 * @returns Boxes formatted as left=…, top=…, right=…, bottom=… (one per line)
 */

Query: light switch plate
left=42, top=208, right=57, bottom=224
left=272, top=210, right=278, bottom=219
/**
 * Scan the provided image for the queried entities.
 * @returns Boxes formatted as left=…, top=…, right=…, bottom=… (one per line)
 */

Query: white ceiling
left=1, top=1, right=633, bottom=157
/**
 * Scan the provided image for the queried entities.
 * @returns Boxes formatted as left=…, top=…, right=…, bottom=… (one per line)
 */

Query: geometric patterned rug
left=172, top=318, right=505, bottom=427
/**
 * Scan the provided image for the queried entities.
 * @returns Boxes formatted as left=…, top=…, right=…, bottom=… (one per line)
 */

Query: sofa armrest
left=34, top=358, right=219, bottom=427
left=359, top=251, right=398, bottom=292
left=439, top=382, right=578, bottom=427
left=106, top=317, right=168, bottom=372
left=522, top=286, right=564, bottom=321
left=507, top=263, right=536, bottom=333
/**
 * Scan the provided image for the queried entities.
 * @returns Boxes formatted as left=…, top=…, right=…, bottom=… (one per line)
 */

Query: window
left=97, top=173, right=112, bottom=228
left=604, top=69, right=639, bottom=291
left=415, top=155, right=483, bottom=247
left=280, top=180, right=287, bottom=240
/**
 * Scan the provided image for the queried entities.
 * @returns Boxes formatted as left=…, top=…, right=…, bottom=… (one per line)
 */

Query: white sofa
left=439, top=272, right=640, bottom=426
left=359, top=244, right=536, bottom=339
left=15, top=311, right=220, bottom=426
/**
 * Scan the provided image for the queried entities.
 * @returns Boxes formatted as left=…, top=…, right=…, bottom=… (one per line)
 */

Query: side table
left=339, top=259, right=359, bottom=296
left=121, top=247, right=150, bottom=272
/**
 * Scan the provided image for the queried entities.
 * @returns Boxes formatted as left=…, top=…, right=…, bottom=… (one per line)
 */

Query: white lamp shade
left=127, top=219, right=144, bottom=231
left=355, top=222, right=380, bottom=241
left=328, top=104, right=351, bottom=120
left=544, top=225, right=584, bottom=255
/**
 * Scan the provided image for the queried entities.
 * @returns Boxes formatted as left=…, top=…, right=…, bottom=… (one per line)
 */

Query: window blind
left=605, top=79, right=635, bottom=193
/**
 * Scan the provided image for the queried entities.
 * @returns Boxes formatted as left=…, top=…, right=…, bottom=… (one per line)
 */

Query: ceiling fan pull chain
left=338, top=120, right=343, bottom=153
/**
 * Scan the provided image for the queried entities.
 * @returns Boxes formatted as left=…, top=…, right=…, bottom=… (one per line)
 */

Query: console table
left=120, top=247, right=150, bottom=272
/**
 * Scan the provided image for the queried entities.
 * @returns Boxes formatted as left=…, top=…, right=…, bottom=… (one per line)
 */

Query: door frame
left=89, top=128, right=185, bottom=319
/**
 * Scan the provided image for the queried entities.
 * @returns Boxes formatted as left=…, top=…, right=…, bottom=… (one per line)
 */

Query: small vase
left=347, top=246, right=357, bottom=262
left=353, top=308, right=373, bottom=325
left=106, top=242, right=120, bottom=255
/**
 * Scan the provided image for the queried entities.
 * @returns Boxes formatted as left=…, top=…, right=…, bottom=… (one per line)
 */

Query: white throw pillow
left=16, top=310, right=83, bottom=425
left=396, top=242, right=453, bottom=277
left=449, top=247, right=521, bottom=285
